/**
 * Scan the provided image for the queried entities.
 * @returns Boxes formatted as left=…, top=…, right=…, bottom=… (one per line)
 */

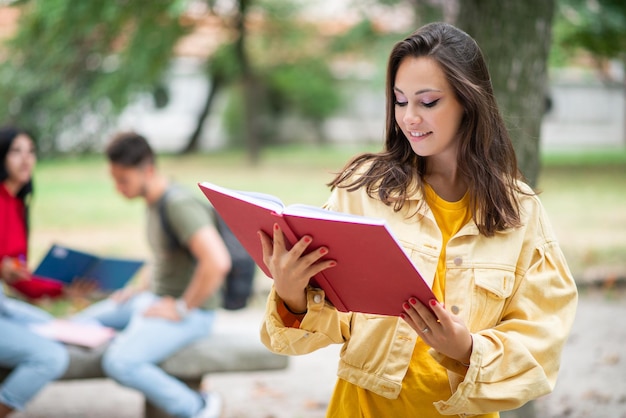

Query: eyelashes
left=422, top=99, right=439, bottom=108
left=394, top=99, right=440, bottom=108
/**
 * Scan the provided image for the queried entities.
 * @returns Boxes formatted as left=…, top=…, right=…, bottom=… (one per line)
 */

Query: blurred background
left=1, top=1, right=625, bottom=417
left=0, top=0, right=623, bottom=284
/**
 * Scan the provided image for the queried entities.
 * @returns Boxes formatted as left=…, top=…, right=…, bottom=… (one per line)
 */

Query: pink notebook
left=31, top=320, right=115, bottom=348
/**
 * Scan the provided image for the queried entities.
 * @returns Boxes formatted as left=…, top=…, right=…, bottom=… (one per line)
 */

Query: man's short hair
left=106, top=132, right=155, bottom=167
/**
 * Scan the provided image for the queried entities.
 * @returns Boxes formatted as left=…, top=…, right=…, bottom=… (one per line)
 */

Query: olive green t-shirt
left=146, top=185, right=221, bottom=310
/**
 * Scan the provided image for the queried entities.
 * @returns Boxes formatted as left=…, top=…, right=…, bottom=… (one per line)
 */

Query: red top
left=0, top=182, right=28, bottom=260
left=1, top=183, right=63, bottom=299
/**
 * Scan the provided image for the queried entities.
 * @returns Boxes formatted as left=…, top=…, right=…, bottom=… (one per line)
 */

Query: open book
left=10, top=244, right=144, bottom=299
left=198, top=182, right=435, bottom=317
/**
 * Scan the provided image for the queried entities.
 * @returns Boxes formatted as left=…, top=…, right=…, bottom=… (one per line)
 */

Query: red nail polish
left=273, top=223, right=279, bottom=231
left=303, top=236, right=312, bottom=243
left=328, top=261, right=337, bottom=267
left=319, top=248, right=328, bottom=255
left=409, top=298, right=417, bottom=305
left=429, top=299, right=437, bottom=307
left=402, top=302, right=410, bottom=310
left=399, top=313, right=406, bottom=319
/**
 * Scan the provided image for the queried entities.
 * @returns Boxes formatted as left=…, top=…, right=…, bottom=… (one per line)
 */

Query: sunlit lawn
left=29, top=144, right=626, bottom=282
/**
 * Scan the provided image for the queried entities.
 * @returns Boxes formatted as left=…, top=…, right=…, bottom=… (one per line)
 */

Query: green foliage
left=207, top=42, right=243, bottom=83
left=267, top=60, right=341, bottom=121
left=331, top=19, right=381, bottom=53
left=1, top=0, right=363, bottom=155
left=0, top=0, right=188, bottom=154
left=553, top=0, right=626, bottom=62
left=214, top=0, right=348, bottom=147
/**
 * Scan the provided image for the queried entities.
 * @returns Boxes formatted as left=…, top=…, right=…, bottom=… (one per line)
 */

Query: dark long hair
left=329, top=22, right=524, bottom=236
left=0, top=125, right=36, bottom=233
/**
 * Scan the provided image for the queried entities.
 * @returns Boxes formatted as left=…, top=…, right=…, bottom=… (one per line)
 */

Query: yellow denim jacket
left=260, top=181, right=578, bottom=416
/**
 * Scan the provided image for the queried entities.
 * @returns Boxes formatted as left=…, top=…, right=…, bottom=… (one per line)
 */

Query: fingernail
left=328, top=261, right=337, bottom=267
left=319, top=248, right=328, bottom=255
left=409, top=298, right=417, bottom=305
left=429, top=299, right=437, bottom=307
left=402, top=302, right=410, bottom=310
left=273, top=223, right=279, bottom=231
left=399, top=313, right=406, bottom=319
left=303, top=236, right=312, bottom=243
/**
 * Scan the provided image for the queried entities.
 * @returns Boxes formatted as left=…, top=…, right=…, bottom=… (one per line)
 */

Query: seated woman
left=0, top=126, right=69, bottom=418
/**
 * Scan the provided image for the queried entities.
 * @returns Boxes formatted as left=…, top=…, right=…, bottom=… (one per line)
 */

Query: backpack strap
left=157, top=186, right=185, bottom=251
left=157, top=185, right=217, bottom=252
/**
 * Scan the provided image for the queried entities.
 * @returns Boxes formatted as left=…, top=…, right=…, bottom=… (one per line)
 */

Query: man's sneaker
left=194, top=391, right=223, bottom=418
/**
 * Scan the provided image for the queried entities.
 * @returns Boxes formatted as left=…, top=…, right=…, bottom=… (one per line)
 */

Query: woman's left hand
left=401, top=298, right=473, bottom=365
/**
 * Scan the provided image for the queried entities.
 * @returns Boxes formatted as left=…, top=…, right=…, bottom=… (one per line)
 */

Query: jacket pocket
left=341, top=314, right=398, bottom=370
left=470, top=269, right=515, bottom=329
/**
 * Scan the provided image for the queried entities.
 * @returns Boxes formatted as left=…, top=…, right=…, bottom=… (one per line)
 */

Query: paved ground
left=10, top=284, right=626, bottom=418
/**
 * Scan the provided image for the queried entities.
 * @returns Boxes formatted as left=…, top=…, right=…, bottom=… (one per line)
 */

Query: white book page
left=200, top=182, right=286, bottom=212
left=284, top=204, right=387, bottom=225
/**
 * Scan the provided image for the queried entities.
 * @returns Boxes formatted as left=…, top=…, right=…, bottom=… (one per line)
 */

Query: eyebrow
left=393, top=87, right=442, bottom=95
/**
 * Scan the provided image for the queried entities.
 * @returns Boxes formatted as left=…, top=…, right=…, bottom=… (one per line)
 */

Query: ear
left=142, top=162, right=156, bottom=178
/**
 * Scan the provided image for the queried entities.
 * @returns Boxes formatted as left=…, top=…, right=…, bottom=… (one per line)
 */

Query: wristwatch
left=175, top=298, right=190, bottom=319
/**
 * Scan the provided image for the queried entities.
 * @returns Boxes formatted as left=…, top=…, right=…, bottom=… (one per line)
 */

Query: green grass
left=541, top=148, right=626, bottom=166
left=28, top=145, right=626, bottom=281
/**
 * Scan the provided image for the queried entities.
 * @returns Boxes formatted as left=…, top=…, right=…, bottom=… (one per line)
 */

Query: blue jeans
left=0, top=296, right=69, bottom=411
left=73, top=292, right=215, bottom=418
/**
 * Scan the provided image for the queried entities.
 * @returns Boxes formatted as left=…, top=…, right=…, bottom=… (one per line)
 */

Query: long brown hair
left=329, top=22, right=525, bottom=236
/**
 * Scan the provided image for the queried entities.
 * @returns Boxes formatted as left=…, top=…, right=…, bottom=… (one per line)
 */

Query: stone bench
left=0, top=329, right=289, bottom=418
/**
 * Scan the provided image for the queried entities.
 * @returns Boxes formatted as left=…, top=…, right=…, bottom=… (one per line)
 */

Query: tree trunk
left=235, top=0, right=261, bottom=164
left=456, top=0, right=555, bottom=188
left=622, top=54, right=626, bottom=146
left=181, top=73, right=223, bottom=154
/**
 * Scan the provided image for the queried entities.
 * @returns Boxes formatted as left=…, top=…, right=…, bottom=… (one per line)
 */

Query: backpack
left=157, top=187, right=257, bottom=310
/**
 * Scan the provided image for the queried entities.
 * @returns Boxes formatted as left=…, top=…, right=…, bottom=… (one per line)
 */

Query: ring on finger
left=422, top=327, right=429, bottom=333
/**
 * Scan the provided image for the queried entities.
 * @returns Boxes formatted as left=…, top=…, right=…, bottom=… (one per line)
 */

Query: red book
left=198, top=182, right=436, bottom=317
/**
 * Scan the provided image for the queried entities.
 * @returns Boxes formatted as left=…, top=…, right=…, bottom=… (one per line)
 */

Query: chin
left=409, top=144, right=432, bottom=158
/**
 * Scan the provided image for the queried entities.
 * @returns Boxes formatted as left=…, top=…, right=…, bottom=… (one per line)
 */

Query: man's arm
left=144, top=224, right=231, bottom=320
left=180, top=224, right=231, bottom=310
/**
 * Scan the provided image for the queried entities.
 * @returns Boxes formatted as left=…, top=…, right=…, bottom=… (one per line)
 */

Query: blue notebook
left=33, top=244, right=144, bottom=291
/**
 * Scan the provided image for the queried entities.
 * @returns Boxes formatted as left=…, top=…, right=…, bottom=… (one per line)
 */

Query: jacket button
left=313, top=294, right=322, bottom=304
left=451, top=305, right=460, bottom=314
left=453, top=257, right=463, bottom=266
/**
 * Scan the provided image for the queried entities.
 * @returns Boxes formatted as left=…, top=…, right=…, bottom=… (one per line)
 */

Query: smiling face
left=393, top=56, right=465, bottom=161
left=4, top=134, right=36, bottom=189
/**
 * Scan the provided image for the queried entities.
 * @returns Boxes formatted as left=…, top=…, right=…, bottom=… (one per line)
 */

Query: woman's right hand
left=258, top=223, right=336, bottom=313
left=0, top=256, right=30, bottom=284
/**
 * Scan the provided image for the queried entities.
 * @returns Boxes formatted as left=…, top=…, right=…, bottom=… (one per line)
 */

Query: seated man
left=74, top=132, right=231, bottom=418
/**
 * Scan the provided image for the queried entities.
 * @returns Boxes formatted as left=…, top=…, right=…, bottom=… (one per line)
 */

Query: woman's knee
left=35, top=341, right=69, bottom=380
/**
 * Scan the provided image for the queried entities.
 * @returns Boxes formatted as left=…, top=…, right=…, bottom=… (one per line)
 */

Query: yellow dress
left=327, top=184, right=498, bottom=418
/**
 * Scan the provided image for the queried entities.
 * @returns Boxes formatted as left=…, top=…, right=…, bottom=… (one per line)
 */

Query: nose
left=402, top=104, right=422, bottom=125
